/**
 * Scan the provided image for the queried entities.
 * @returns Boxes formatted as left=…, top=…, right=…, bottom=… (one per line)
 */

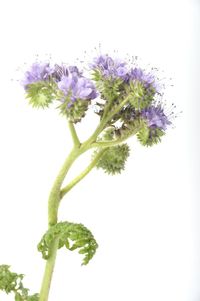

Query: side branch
left=68, top=121, right=81, bottom=147
left=82, top=96, right=131, bottom=147
left=91, top=126, right=141, bottom=148
left=60, top=148, right=107, bottom=200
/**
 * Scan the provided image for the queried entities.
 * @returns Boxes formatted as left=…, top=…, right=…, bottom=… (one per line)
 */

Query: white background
left=0, top=0, right=199, bottom=300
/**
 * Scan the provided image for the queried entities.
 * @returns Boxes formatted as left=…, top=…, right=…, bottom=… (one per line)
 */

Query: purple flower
left=91, top=54, right=128, bottom=80
left=141, top=106, right=171, bottom=130
left=22, top=62, right=53, bottom=89
left=53, top=64, right=82, bottom=81
left=129, top=68, right=160, bottom=92
left=58, top=73, right=97, bottom=102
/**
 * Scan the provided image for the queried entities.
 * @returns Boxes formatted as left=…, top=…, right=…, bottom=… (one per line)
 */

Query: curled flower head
left=53, top=64, right=82, bottom=81
left=21, top=62, right=53, bottom=89
left=129, top=67, right=161, bottom=96
left=136, top=104, right=173, bottom=146
left=58, top=73, right=97, bottom=102
left=20, top=52, right=176, bottom=139
left=91, top=54, right=128, bottom=80
left=129, top=68, right=156, bottom=88
left=141, top=105, right=172, bottom=131
left=57, top=68, right=98, bottom=122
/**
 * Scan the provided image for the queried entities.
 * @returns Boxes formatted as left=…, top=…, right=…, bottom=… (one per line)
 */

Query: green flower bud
left=25, top=81, right=55, bottom=108
left=128, top=81, right=154, bottom=109
left=96, top=144, right=130, bottom=175
left=58, top=97, right=90, bottom=123
left=137, top=124, right=165, bottom=147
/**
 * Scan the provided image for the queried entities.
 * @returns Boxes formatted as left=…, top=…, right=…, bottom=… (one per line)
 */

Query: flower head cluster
left=141, top=105, right=171, bottom=130
left=21, top=62, right=53, bottom=89
left=129, top=67, right=159, bottom=92
left=91, top=54, right=160, bottom=112
left=91, top=54, right=128, bottom=80
left=57, top=71, right=97, bottom=104
left=21, top=62, right=98, bottom=122
left=21, top=52, right=175, bottom=144
left=53, top=64, right=82, bottom=81
left=56, top=66, right=98, bottom=122
left=134, top=104, right=173, bottom=146
left=91, top=55, right=159, bottom=91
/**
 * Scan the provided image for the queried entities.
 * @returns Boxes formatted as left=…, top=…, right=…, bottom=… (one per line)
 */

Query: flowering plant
left=0, top=53, right=175, bottom=301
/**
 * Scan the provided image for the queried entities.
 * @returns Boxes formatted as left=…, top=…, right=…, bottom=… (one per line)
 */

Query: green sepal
left=99, top=77, right=123, bottom=102
left=92, top=73, right=124, bottom=118
left=58, top=97, right=90, bottom=123
left=115, top=119, right=144, bottom=140
left=92, top=70, right=123, bottom=101
left=25, top=80, right=56, bottom=108
left=126, top=81, right=155, bottom=109
left=91, top=69, right=103, bottom=82
left=137, top=124, right=165, bottom=146
left=96, top=143, right=130, bottom=175
left=37, top=221, right=98, bottom=265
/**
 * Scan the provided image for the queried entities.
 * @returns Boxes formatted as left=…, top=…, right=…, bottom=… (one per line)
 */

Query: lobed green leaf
left=38, top=221, right=98, bottom=265
left=0, top=265, right=39, bottom=301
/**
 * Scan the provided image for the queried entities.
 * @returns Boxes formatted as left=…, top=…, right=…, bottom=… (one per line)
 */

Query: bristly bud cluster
left=90, top=54, right=174, bottom=147
left=21, top=62, right=98, bottom=123
left=21, top=52, right=174, bottom=141
left=96, top=144, right=130, bottom=174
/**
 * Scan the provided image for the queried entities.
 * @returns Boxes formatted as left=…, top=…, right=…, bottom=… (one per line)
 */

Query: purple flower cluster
left=91, top=54, right=160, bottom=94
left=58, top=72, right=97, bottom=104
left=22, top=62, right=53, bottom=89
left=22, top=62, right=98, bottom=106
left=53, top=64, right=82, bottom=81
left=21, top=53, right=175, bottom=143
left=129, top=68, right=159, bottom=92
left=91, top=55, right=128, bottom=80
left=141, top=105, right=171, bottom=130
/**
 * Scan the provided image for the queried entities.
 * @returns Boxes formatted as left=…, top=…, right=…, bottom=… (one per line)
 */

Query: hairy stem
left=84, top=95, right=130, bottom=146
left=91, top=125, right=141, bottom=148
left=68, top=121, right=81, bottom=147
left=38, top=95, right=131, bottom=301
left=60, top=148, right=107, bottom=200
left=39, top=147, right=81, bottom=301
left=38, top=238, right=59, bottom=301
left=39, top=132, right=104, bottom=301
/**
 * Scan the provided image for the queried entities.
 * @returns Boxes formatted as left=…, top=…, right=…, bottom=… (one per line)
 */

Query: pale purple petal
left=21, top=62, right=53, bottom=89
left=141, top=106, right=171, bottom=130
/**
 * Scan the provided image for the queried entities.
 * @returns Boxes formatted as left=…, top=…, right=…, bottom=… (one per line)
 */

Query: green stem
left=83, top=95, right=130, bottom=146
left=60, top=148, right=107, bottom=200
left=48, top=147, right=81, bottom=226
left=38, top=95, right=131, bottom=301
left=39, top=147, right=81, bottom=301
left=104, top=95, right=130, bottom=122
left=91, top=125, right=141, bottom=148
left=68, top=121, right=81, bottom=147
left=39, top=135, right=103, bottom=301
left=38, top=238, right=59, bottom=301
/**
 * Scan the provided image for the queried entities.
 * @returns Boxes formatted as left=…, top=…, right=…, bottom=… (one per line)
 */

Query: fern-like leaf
left=38, top=221, right=98, bottom=265
left=0, top=265, right=39, bottom=301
